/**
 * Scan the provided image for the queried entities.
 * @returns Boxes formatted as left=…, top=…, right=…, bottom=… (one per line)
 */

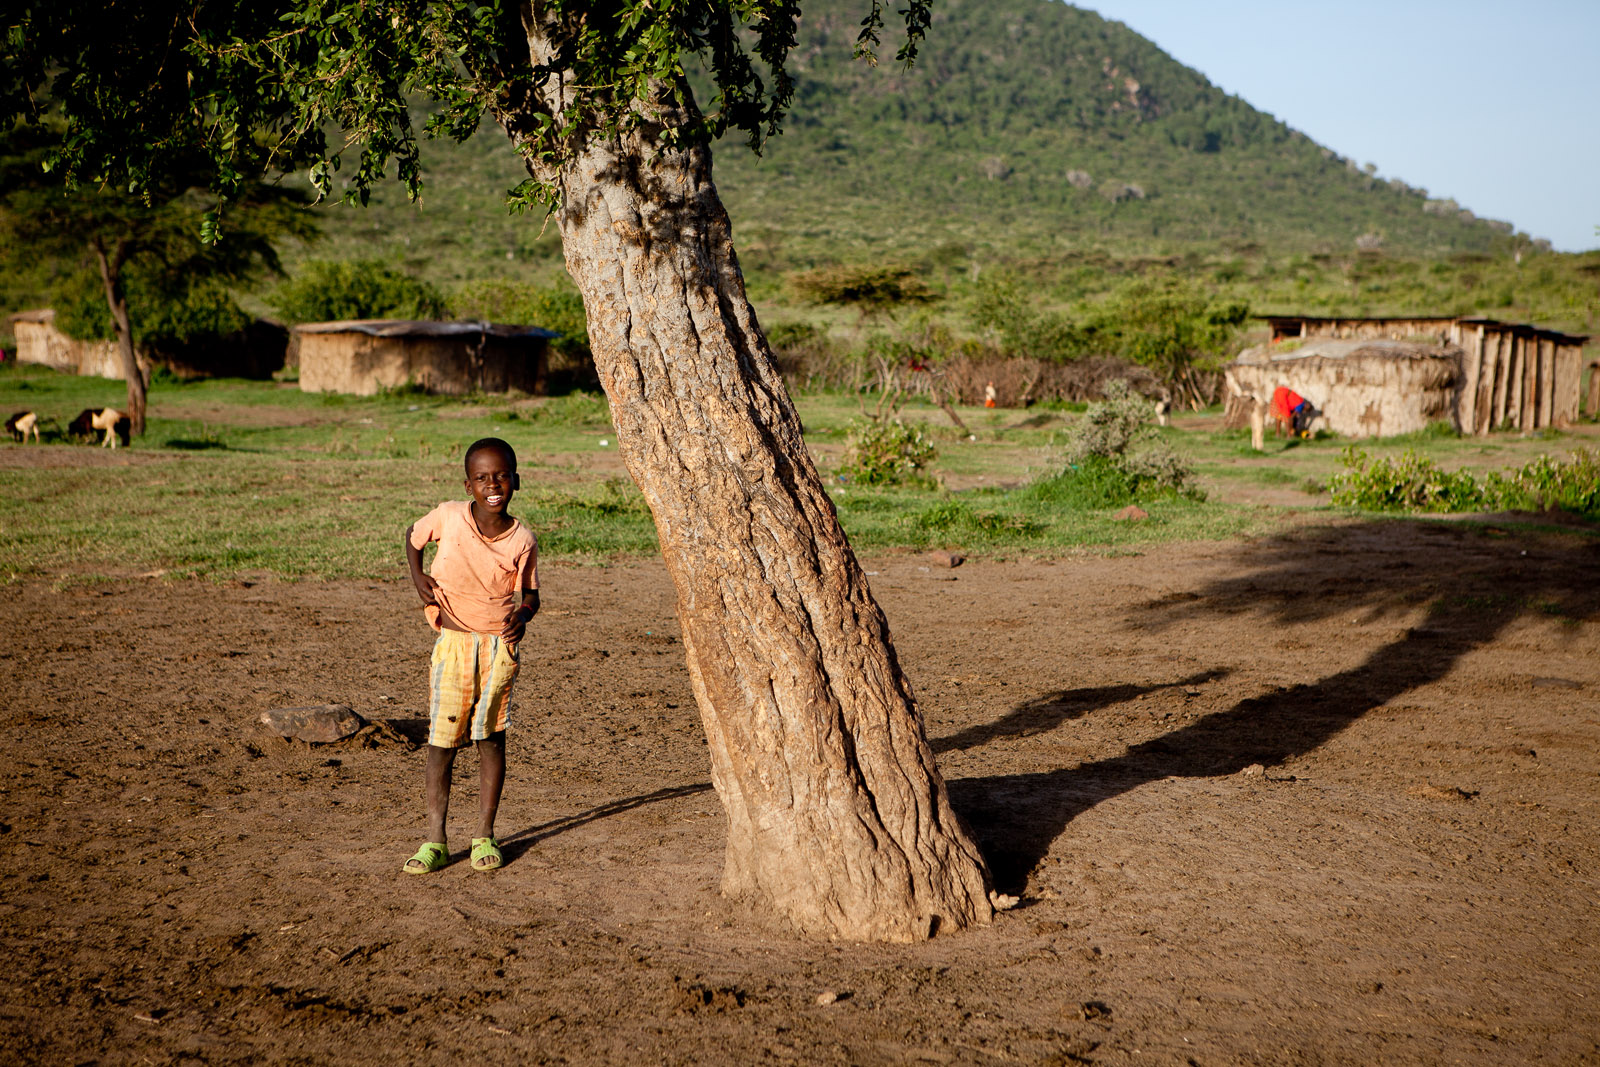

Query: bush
left=1331, top=446, right=1600, bottom=519
left=1482, top=449, right=1600, bottom=518
left=271, top=260, right=447, bottom=324
left=792, top=265, right=937, bottom=316
left=1044, top=379, right=1203, bottom=502
left=1328, top=447, right=1483, bottom=512
left=451, top=277, right=595, bottom=389
left=139, top=282, right=252, bottom=347
left=840, top=418, right=938, bottom=487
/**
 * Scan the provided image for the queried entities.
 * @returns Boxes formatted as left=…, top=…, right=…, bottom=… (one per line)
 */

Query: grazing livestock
left=5, top=411, right=39, bottom=442
left=68, top=407, right=131, bottom=448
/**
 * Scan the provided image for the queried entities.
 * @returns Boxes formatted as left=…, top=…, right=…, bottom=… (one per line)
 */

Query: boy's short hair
left=465, top=437, right=517, bottom=471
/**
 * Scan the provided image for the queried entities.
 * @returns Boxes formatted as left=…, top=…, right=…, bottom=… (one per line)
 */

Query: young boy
left=402, top=437, right=539, bottom=874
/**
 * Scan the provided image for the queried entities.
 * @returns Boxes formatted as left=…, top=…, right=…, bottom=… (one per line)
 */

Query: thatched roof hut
left=294, top=319, right=560, bottom=396
left=1226, top=338, right=1462, bottom=438
left=6, top=309, right=127, bottom=379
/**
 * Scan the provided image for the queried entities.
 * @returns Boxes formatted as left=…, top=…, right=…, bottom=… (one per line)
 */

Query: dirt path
left=2, top=518, right=1597, bottom=1065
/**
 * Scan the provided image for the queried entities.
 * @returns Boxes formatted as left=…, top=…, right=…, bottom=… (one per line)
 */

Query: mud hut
left=6, top=309, right=128, bottom=379
left=1252, top=315, right=1590, bottom=434
left=1225, top=338, right=1463, bottom=438
left=7, top=308, right=288, bottom=382
left=294, top=319, right=559, bottom=396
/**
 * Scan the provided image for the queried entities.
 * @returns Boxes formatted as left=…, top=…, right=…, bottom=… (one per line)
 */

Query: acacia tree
left=3, top=1, right=995, bottom=941
left=0, top=127, right=314, bottom=435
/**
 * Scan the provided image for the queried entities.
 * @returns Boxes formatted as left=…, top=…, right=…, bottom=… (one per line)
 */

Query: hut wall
left=1491, top=332, right=1512, bottom=429
left=1551, top=344, right=1581, bottom=425
left=1270, top=317, right=1587, bottom=435
left=1297, top=318, right=1458, bottom=344
left=11, top=316, right=124, bottom=378
left=298, top=332, right=546, bottom=396
left=1226, top=352, right=1460, bottom=438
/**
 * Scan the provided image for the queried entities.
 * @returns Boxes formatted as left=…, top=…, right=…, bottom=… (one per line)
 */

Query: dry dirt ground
left=3, top=518, right=1598, bottom=1065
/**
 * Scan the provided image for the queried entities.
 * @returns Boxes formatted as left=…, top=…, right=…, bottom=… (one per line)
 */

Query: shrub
left=271, top=260, right=446, bottom=324
left=792, top=265, right=936, bottom=318
left=1481, top=449, right=1600, bottom=518
left=1328, top=447, right=1485, bottom=512
left=139, top=282, right=252, bottom=347
left=840, top=418, right=937, bottom=487
left=1046, top=379, right=1203, bottom=502
left=451, top=277, right=595, bottom=390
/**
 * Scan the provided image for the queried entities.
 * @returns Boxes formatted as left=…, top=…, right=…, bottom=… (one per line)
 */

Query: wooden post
left=1475, top=328, right=1501, bottom=435
left=1249, top=398, right=1266, bottom=451
left=1458, top=324, right=1483, bottom=434
left=1538, top=338, right=1557, bottom=429
left=1492, top=331, right=1513, bottom=430
left=1587, top=359, right=1600, bottom=419
left=1551, top=343, right=1581, bottom=425
left=1519, top=333, right=1537, bottom=431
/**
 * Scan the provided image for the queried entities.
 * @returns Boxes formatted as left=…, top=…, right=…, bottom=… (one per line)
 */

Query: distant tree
left=1093, top=281, right=1248, bottom=408
left=793, top=264, right=938, bottom=321
left=1, top=1, right=995, bottom=941
left=0, top=127, right=314, bottom=434
left=271, top=260, right=447, bottom=324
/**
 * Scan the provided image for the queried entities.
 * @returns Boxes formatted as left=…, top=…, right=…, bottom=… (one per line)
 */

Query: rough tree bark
left=90, top=236, right=147, bottom=436
left=503, top=12, right=993, bottom=942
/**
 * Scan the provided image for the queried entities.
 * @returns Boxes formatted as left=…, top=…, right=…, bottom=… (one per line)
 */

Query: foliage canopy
left=3, top=0, right=933, bottom=230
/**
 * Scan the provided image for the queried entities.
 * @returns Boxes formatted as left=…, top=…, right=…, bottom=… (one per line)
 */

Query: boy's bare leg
left=476, top=733, right=506, bottom=839
left=425, top=744, right=459, bottom=844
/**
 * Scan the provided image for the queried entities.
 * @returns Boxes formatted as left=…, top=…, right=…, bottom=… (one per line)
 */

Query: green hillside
left=277, top=0, right=1525, bottom=286
left=713, top=0, right=1523, bottom=265
left=6, top=0, right=1591, bottom=351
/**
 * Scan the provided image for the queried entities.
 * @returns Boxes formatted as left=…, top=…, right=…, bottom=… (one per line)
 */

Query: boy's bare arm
left=500, top=589, right=540, bottom=642
left=404, top=524, right=439, bottom=606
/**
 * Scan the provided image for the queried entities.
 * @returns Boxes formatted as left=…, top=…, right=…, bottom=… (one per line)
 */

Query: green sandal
left=403, top=841, right=449, bottom=875
left=470, top=837, right=502, bottom=872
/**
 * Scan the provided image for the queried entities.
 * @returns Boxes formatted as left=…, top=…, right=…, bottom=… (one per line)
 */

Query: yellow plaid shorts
left=428, top=629, right=520, bottom=748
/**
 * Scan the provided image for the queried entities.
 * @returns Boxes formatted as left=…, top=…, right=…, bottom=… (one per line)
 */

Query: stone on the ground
left=1112, top=505, right=1149, bottom=521
left=929, top=549, right=966, bottom=568
left=260, top=704, right=365, bottom=744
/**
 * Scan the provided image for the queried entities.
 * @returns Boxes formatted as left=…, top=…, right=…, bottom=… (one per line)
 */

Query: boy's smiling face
left=465, top=446, right=518, bottom=518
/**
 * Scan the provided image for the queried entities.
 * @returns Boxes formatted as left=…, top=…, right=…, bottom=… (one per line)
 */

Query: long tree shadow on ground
left=946, top=519, right=1600, bottom=892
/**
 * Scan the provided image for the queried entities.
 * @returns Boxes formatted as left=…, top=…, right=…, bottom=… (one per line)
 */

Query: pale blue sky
left=1077, top=0, right=1599, bottom=252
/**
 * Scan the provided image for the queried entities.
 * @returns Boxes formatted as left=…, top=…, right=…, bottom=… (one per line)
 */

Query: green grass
left=3, top=362, right=1594, bottom=583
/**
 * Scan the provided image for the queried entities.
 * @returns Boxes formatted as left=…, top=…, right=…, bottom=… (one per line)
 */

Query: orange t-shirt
left=409, top=500, right=538, bottom=634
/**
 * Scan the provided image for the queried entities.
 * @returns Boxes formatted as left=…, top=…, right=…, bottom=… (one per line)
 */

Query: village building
left=293, top=319, right=559, bottom=396
left=1226, top=315, right=1592, bottom=438
left=6, top=309, right=130, bottom=379
left=6, top=308, right=288, bottom=381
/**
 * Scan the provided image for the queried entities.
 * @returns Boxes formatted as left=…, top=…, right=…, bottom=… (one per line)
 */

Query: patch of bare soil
left=0, top=444, right=173, bottom=469
left=3, top=519, right=1598, bottom=1065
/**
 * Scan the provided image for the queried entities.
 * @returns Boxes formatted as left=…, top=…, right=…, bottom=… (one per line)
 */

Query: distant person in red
left=1270, top=385, right=1313, bottom=437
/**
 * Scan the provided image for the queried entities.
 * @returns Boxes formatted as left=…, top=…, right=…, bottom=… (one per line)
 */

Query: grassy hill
left=5, top=0, right=1592, bottom=349
left=280, top=0, right=1528, bottom=285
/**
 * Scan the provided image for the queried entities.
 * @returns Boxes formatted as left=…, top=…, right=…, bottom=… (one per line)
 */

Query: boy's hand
left=500, top=592, right=539, bottom=641
left=412, top=573, right=440, bottom=607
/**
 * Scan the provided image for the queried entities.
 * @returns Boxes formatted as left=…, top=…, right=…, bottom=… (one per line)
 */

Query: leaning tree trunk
left=507, top=26, right=993, bottom=943
left=91, top=238, right=147, bottom=436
